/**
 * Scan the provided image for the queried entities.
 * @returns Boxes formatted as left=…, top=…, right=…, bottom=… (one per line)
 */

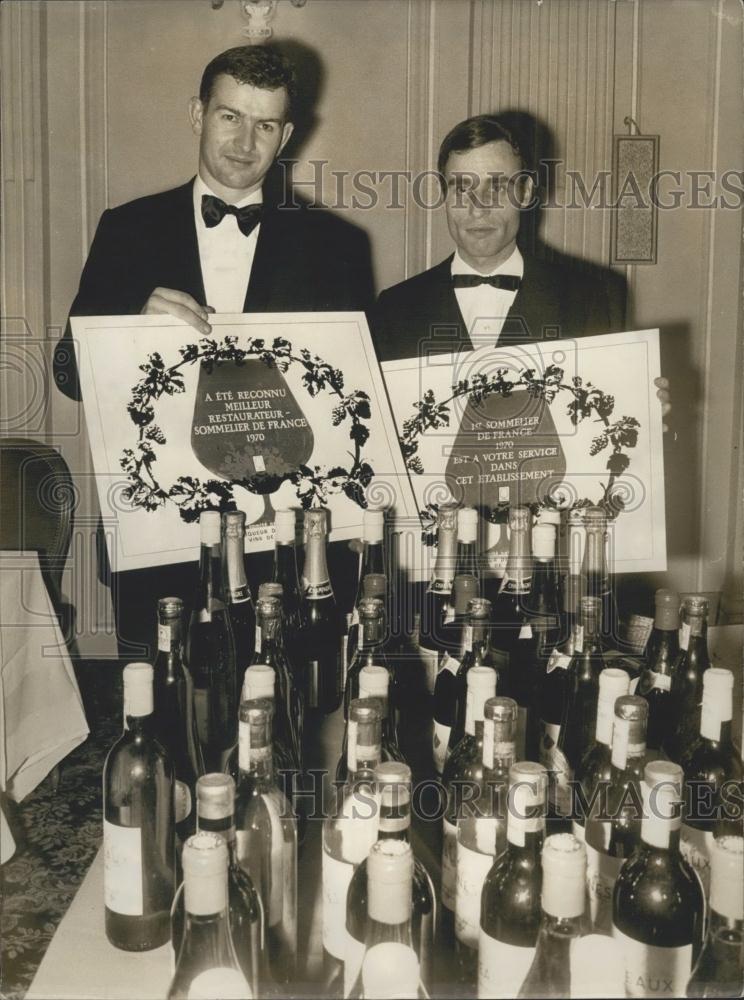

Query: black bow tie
left=452, top=273, right=521, bottom=291
left=201, top=194, right=263, bottom=237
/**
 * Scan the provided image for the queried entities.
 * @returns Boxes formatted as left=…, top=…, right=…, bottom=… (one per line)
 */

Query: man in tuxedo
left=55, top=44, right=373, bottom=657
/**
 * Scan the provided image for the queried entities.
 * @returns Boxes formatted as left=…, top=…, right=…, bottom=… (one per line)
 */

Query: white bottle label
left=441, top=817, right=458, bottom=909
left=519, top=623, right=533, bottom=639
left=187, top=968, right=251, bottom=1000
left=539, top=722, right=572, bottom=815
left=103, top=819, right=143, bottom=916
left=444, top=604, right=455, bottom=625
left=432, top=721, right=452, bottom=775
left=254, top=625, right=262, bottom=653
left=648, top=670, right=671, bottom=693
left=679, top=621, right=691, bottom=651
left=419, top=645, right=440, bottom=696
left=680, top=824, right=714, bottom=898
left=322, top=849, right=355, bottom=960
left=477, top=932, right=535, bottom=999
left=463, top=626, right=473, bottom=653
left=546, top=649, right=571, bottom=674
left=158, top=623, right=171, bottom=652
left=175, top=780, right=192, bottom=825
left=586, top=839, right=624, bottom=933
left=455, top=841, right=494, bottom=948
left=612, top=928, right=692, bottom=997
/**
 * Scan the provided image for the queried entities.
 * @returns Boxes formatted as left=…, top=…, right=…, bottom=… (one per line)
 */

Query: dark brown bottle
left=637, top=588, right=680, bottom=753
left=667, top=596, right=710, bottom=764
left=301, top=509, right=344, bottom=715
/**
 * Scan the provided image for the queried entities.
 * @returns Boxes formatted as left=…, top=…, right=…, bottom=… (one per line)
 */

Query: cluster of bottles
left=101, top=500, right=743, bottom=998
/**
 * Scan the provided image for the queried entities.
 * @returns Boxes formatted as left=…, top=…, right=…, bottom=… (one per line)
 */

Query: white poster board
left=72, top=312, right=417, bottom=572
left=382, top=329, right=666, bottom=579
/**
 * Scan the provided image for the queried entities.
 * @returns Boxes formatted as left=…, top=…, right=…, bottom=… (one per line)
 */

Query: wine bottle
left=167, top=832, right=251, bottom=1000
left=418, top=501, right=459, bottom=695
left=667, top=596, right=710, bottom=765
left=478, top=762, right=548, bottom=999
left=518, top=832, right=588, bottom=998
left=524, top=523, right=562, bottom=647
left=570, top=934, right=627, bottom=998
left=455, top=505, right=481, bottom=583
left=171, top=775, right=263, bottom=997
left=491, top=505, right=532, bottom=757
left=337, top=665, right=405, bottom=784
left=271, top=508, right=305, bottom=682
left=441, top=666, right=498, bottom=931
left=431, top=574, right=479, bottom=775
left=636, top=589, right=680, bottom=753
left=612, top=760, right=706, bottom=998
left=454, top=696, right=517, bottom=982
left=354, top=508, right=387, bottom=608
left=573, top=667, right=632, bottom=843
left=234, top=698, right=297, bottom=985
left=543, top=596, right=606, bottom=825
left=222, top=511, right=256, bottom=706
left=153, top=597, right=204, bottom=846
left=187, top=511, right=238, bottom=772
left=686, top=835, right=744, bottom=998
left=322, top=699, right=382, bottom=985
left=344, top=595, right=392, bottom=719
left=301, top=508, right=344, bottom=714
left=103, top=662, right=175, bottom=951
left=345, top=840, right=427, bottom=1000
left=347, top=573, right=388, bottom=677
left=681, top=667, right=743, bottom=898
left=344, top=762, right=436, bottom=997
left=585, top=694, right=649, bottom=934
left=581, top=505, right=619, bottom=647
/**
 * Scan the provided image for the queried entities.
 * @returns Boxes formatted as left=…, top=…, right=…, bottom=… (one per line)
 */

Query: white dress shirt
left=451, top=246, right=524, bottom=346
left=193, top=175, right=262, bottom=313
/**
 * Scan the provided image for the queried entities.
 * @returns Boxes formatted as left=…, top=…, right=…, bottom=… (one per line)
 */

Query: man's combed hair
left=437, top=114, right=526, bottom=179
left=199, top=45, right=297, bottom=116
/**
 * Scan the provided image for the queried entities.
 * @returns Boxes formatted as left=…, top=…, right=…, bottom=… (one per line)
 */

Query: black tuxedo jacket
left=370, top=250, right=628, bottom=363
left=55, top=179, right=374, bottom=400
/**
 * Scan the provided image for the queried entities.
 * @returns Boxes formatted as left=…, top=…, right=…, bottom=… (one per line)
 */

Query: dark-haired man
left=55, top=45, right=373, bottom=658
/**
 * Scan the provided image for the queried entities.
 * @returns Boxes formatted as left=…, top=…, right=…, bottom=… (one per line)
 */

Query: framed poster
left=72, top=312, right=417, bottom=572
left=382, top=329, right=666, bottom=579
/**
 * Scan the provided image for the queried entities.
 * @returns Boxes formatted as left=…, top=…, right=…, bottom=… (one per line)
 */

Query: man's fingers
left=656, top=388, right=671, bottom=404
left=143, top=292, right=212, bottom=335
left=654, top=376, right=669, bottom=390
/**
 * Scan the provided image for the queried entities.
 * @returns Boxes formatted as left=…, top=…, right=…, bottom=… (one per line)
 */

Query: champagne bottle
left=302, top=508, right=344, bottom=714
left=418, top=502, right=459, bottom=695
left=153, top=597, right=204, bottom=846
left=681, top=668, right=743, bottom=898
left=612, top=760, right=705, bottom=998
left=346, top=840, right=427, bottom=1000
left=454, top=697, right=517, bottom=982
left=637, top=589, right=680, bottom=752
left=478, top=762, right=548, bottom=999
left=581, top=505, right=618, bottom=647
left=271, top=508, right=305, bottom=681
left=223, top=511, right=256, bottom=705
left=455, top=505, right=481, bottom=582
left=491, top=506, right=532, bottom=756
left=441, top=667, right=498, bottom=931
left=171, top=775, right=263, bottom=997
left=544, top=596, right=606, bottom=825
left=337, top=665, right=405, bottom=784
left=431, top=575, right=479, bottom=775
left=585, top=695, right=649, bottom=934
left=234, top=699, right=297, bottom=985
left=518, top=832, right=588, bottom=998
left=167, top=832, right=251, bottom=1000
left=686, top=835, right=744, bottom=998
left=103, top=662, right=175, bottom=951
left=322, top=699, right=382, bottom=985
left=667, top=596, right=710, bottom=764
left=573, top=667, right=632, bottom=843
left=344, top=762, right=436, bottom=997
left=188, top=511, right=238, bottom=771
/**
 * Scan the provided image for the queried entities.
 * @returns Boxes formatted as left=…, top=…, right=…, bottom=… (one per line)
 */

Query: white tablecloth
left=0, top=550, right=89, bottom=861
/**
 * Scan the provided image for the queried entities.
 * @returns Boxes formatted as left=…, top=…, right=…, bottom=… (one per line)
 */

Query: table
left=0, top=551, right=89, bottom=862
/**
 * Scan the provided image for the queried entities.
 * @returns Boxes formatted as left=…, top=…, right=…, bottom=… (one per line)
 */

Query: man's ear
left=189, top=97, right=204, bottom=137
left=278, top=121, right=294, bottom=157
left=518, top=173, right=535, bottom=208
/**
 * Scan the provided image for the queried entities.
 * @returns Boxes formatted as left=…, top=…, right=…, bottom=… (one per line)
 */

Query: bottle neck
left=346, top=721, right=382, bottom=781
left=359, top=616, right=386, bottom=650
left=273, top=540, right=300, bottom=595
left=507, top=825, right=544, bottom=857
left=501, top=526, right=531, bottom=593
left=123, top=711, right=153, bottom=735
left=641, top=811, right=682, bottom=853
left=223, top=532, right=249, bottom=603
left=482, top=723, right=516, bottom=772
left=198, top=542, right=226, bottom=608
left=197, top=812, right=237, bottom=848
left=237, top=723, right=274, bottom=784
left=681, top=611, right=708, bottom=652
left=303, top=526, right=332, bottom=599
left=377, top=798, right=411, bottom=842
left=582, top=526, right=609, bottom=588
left=157, top=616, right=183, bottom=658
left=610, top=717, right=648, bottom=771
left=430, top=516, right=458, bottom=592
left=257, top=616, right=282, bottom=660
left=594, top=694, right=616, bottom=747
left=361, top=540, right=385, bottom=578
left=700, top=691, right=734, bottom=744
left=465, top=703, right=486, bottom=739
left=184, top=865, right=229, bottom=919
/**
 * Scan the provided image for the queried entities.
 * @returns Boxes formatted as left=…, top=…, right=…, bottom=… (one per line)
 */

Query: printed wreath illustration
left=120, top=335, right=374, bottom=523
left=399, top=364, right=641, bottom=541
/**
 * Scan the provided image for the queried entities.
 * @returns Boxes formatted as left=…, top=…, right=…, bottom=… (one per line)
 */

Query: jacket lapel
left=167, top=179, right=206, bottom=306
left=501, top=254, right=560, bottom=343
left=426, top=256, right=474, bottom=352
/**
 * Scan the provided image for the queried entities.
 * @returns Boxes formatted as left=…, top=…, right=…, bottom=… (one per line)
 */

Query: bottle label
left=441, top=817, right=458, bottom=909
left=574, top=626, right=585, bottom=653
left=229, top=585, right=250, bottom=604
left=303, top=579, right=332, bottom=599
left=455, top=840, right=495, bottom=948
left=429, top=577, right=454, bottom=595
left=463, top=625, right=473, bottom=653
left=443, top=603, right=455, bottom=625
left=647, top=669, right=671, bottom=693
left=539, top=722, right=572, bottom=816
left=432, top=720, right=452, bottom=775
left=103, top=819, right=143, bottom=916
left=546, top=649, right=571, bottom=674
left=478, top=933, right=535, bottom=999
left=680, top=824, right=714, bottom=898
left=158, top=623, right=171, bottom=652
left=612, top=928, right=692, bottom=997
left=518, top=623, right=532, bottom=639
left=586, top=839, right=623, bottom=933
left=624, top=614, right=655, bottom=656
left=679, top=621, right=691, bottom=651
left=321, top=848, right=355, bottom=960
left=418, top=645, right=440, bottom=696
left=254, top=625, right=262, bottom=653
left=175, top=780, right=192, bottom=825
left=187, top=968, right=251, bottom=1000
